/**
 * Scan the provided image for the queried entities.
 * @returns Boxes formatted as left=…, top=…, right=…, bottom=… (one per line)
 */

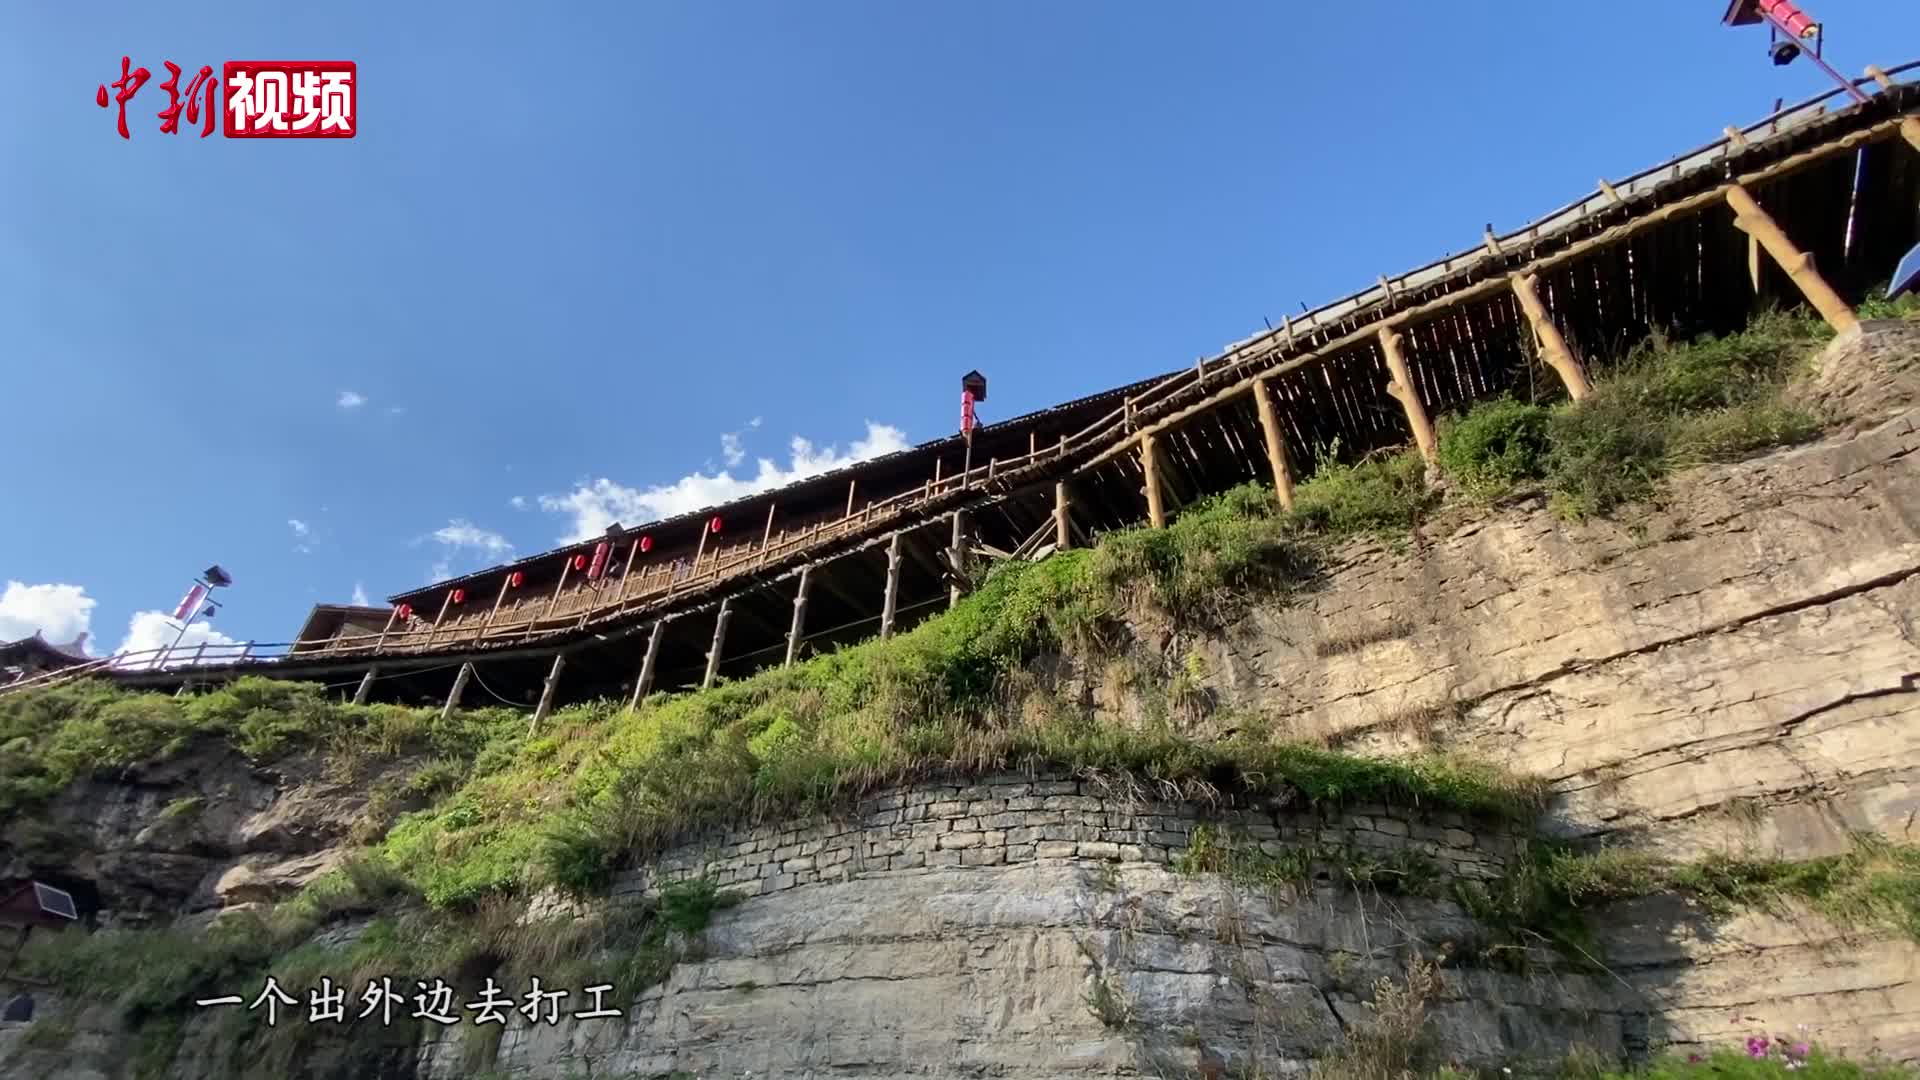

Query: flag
left=1892, top=242, right=1920, bottom=300
left=172, top=584, right=207, bottom=622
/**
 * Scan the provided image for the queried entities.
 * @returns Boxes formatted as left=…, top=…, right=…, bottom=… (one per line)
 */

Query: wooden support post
left=615, top=538, right=642, bottom=603
left=373, top=607, right=399, bottom=652
left=760, top=503, right=777, bottom=552
left=1509, top=273, right=1593, bottom=401
left=1141, top=432, right=1167, bottom=528
left=480, top=575, right=512, bottom=639
left=880, top=533, right=903, bottom=639
left=1378, top=328, right=1439, bottom=465
left=702, top=599, right=732, bottom=690
left=1725, top=184, right=1860, bottom=336
left=530, top=653, right=566, bottom=736
left=845, top=481, right=857, bottom=517
left=629, top=619, right=665, bottom=709
left=784, top=567, right=812, bottom=667
left=352, top=666, right=378, bottom=706
left=1054, top=481, right=1072, bottom=550
left=441, top=662, right=473, bottom=722
left=539, top=558, right=574, bottom=630
left=427, top=590, right=455, bottom=647
left=1597, top=178, right=1625, bottom=206
left=948, top=510, right=969, bottom=607
left=1251, top=375, right=1297, bottom=511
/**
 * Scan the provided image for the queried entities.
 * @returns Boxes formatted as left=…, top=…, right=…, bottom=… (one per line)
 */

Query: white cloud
left=422, top=519, right=516, bottom=585
left=433, top=520, right=514, bottom=556
left=508, top=495, right=529, bottom=511
left=350, top=582, right=370, bottom=607
left=288, top=518, right=310, bottom=537
left=0, top=581, right=96, bottom=648
left=336, top=390, right=367, bottom=409
left=720, top=431, right=746, bottom=467
left=115, top=610, right=240, bottom=669
left=539, top=420, right=910, bottom=543
left=387, top=406, right=407, bottom=416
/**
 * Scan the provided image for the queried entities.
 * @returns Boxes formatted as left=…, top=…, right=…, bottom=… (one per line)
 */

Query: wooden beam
left=530, top=653, right=566, bottom=736
left=948, top=510, right=970, bottom=606
left=1054, top=481, right=1072, bottom=550
left=1597, top=178, right=1625, bottom=206
left=1509, top=273, right=1593, bottom=400
left=480, top=575, right=512, bottom=638
left=440, top=662, right=473, bottom=721
left=1079, top=115, right=1910, bottom=474
left=1858, top=71, right=1920, bottom=150
left=1726, top=184, right=1860, bottom=336
left=629, top=618, right=666, bottom=708
left=880, top=534, right=903, bottom=639
left=702, top=600, right=732, bottom=689
left=1141, top=432, right=1167, bottom=528
left=784, top=567, right=812, bottom=667
left=1377, top=327, right=1439, bottom=465
left=1251, top=376, right=1296, bottom=511
left=352, top=667, right=378, bottom=705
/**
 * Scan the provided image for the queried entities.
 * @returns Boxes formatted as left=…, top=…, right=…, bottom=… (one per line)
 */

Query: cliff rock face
left=0, top=743, right=414, bottom=923
left=1172, top=321, right=1920, bottom=864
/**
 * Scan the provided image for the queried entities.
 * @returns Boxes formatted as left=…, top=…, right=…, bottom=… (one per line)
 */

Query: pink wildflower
left=1747, top=1036, right=1771, bottom=1059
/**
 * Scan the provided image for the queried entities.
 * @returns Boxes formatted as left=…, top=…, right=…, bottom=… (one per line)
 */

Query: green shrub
left=1542, top=309, right=1827, bottom=518
left=1438, top=397, right=1553, bottom=499
left=1290, top=443, right=1435, bottom=539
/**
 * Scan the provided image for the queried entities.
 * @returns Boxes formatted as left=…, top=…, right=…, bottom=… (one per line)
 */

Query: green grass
left=1174, top=823, right=1445, bottom=898
left=1586, top=1047, right=1917, bottom=1080
left=1454, top=835, right=1920, bottom=975
left=1430, top=308, right=1830, bottom=517
left=1289, top=440, right=1437, bottom=540
left=0, top=675, right=525, bottom=816
left=19, top=862, right=735, bottom=1080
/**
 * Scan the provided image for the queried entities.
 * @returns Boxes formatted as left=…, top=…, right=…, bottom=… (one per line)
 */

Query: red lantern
left=639, top=535, right=653, bottom=553
left=509, top=571, right=524, bottom=588
left=573, top=554, right=587, bottom=572
left=588, top=542, right=611, bottom=581
left=395, top=603, right=412, bottom=621
left=709, top=516, right=723, bottom=535
left=451, top=588, right=466, bottom=605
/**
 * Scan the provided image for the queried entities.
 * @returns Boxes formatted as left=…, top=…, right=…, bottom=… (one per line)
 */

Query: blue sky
left=2, top=1, right=1913, bottom=658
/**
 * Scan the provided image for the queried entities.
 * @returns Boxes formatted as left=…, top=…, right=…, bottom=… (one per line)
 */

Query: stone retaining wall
left=609, top=772, right=1527, bottom=902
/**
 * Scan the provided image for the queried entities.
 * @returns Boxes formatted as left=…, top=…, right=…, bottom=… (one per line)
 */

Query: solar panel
left=32, top=882, right=77, bottom=920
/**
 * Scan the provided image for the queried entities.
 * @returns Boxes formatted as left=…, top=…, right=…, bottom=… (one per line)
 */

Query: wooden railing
left=4, top=62, right=1914, bottom=700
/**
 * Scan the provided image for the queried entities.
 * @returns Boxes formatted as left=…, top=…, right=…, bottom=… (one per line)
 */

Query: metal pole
left=1755, top=9, right=1870, bottom=105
